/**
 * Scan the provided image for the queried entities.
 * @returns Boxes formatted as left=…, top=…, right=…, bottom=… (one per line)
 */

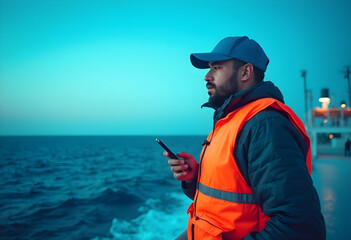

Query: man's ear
left=240, top=63, right=254, bottom=82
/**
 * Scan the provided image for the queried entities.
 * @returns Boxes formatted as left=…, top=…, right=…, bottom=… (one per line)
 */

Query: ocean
left=0, top=136, right=204, bottom=240
left=2, top=136, right=351, bottom=239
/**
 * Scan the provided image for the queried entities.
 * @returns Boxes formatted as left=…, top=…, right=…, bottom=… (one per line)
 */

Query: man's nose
left=204, top=70, right=213, bottom=82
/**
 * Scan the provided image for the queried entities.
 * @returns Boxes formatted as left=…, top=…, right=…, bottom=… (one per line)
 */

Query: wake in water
left=93, top=192, right=191, bottom=240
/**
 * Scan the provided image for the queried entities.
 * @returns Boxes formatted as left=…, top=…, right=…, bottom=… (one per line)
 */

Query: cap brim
left=190, top=53, right=232, bottom=69
left=190, top=52, right=232, bottom=69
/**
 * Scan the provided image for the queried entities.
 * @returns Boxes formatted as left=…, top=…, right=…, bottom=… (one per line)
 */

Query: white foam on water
left=92, top=192, right=192, bottom=240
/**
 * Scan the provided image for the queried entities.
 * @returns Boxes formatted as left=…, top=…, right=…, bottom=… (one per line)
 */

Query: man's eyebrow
left=209, top=61, right=224, bottom=67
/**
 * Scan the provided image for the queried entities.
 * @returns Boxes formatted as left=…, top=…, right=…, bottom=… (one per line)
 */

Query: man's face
left=205, top=60, right=239, bottom=108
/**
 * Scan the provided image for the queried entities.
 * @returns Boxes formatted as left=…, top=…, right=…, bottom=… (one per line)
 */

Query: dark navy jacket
left=182, top=81, right=326, bottom=240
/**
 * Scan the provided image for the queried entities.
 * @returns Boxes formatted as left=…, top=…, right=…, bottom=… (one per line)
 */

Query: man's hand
left=165, top=151, right=198, bottom=181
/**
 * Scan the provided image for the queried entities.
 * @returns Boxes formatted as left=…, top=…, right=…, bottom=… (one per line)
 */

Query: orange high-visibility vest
left=187, top=98, right=312, bottom=240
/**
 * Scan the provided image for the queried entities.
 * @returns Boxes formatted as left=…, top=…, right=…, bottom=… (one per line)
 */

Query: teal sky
left=1, top=0, right=350, bottom=135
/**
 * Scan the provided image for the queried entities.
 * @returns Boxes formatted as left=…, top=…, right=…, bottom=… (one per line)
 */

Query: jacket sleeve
left=181, top=180, right=197, bottom=200
left=237, top=111, right=326, bottom=240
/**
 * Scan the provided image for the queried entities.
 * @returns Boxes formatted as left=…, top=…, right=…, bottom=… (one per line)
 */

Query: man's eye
left=214, top=66, right=221, bottom=70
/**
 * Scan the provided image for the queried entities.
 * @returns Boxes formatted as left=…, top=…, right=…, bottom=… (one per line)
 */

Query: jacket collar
left=201, top=81, right=284, bottom=124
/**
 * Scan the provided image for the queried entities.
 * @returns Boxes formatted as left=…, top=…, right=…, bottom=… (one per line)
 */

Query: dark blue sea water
left=2, top=136, right=351, bottom=239
left=0, top=136, right=204, bottom=240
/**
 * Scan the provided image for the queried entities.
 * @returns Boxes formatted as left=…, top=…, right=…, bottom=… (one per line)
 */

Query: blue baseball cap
left=190, top=36, right=269, bottom=72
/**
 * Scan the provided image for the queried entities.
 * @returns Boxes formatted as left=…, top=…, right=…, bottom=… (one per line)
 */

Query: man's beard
left=208, top=74, right=238, bottom=108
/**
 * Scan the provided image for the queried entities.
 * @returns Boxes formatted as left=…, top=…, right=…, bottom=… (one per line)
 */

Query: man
left=164, top=36, right=326, bottom=239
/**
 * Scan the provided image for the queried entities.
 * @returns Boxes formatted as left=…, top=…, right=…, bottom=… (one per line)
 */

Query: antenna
left=301, top=70, right=308, bottom=125
left=342, top=66, right=351, bottom=107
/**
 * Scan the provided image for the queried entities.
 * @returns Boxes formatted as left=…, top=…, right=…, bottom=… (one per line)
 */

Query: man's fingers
left=171, top=165, right=189, bottom=173
left=174, top=171, right=187, bottom=180
left=176, top=151, right=193, bottom=159
left=168, top=159, right=184, bottom=166
left=171, top=166, right=182, bottom=173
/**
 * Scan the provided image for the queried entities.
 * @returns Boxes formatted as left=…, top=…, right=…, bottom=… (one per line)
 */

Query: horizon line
left=0, top=134, right=208, bottom=137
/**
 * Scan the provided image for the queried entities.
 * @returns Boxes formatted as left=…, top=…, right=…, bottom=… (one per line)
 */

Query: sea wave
left=1, top=187, right=146, bottom=239
left=0, top=136, right=204, bottom=240
left=92, top=192, right=192, bottom=240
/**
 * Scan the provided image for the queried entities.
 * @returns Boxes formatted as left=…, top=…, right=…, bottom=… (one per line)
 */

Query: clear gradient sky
left=1, top=0, right=350, bottom=135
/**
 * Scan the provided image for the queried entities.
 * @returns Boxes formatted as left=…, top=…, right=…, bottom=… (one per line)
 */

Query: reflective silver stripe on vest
left=198, top=182, right=258, bottom=204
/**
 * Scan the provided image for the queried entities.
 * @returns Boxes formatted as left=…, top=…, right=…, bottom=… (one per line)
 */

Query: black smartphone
left=156, top=138, right=192, bottom=171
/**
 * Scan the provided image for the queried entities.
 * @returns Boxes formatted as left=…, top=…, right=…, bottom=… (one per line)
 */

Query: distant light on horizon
left=341, top=101, right=346, bottom=108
